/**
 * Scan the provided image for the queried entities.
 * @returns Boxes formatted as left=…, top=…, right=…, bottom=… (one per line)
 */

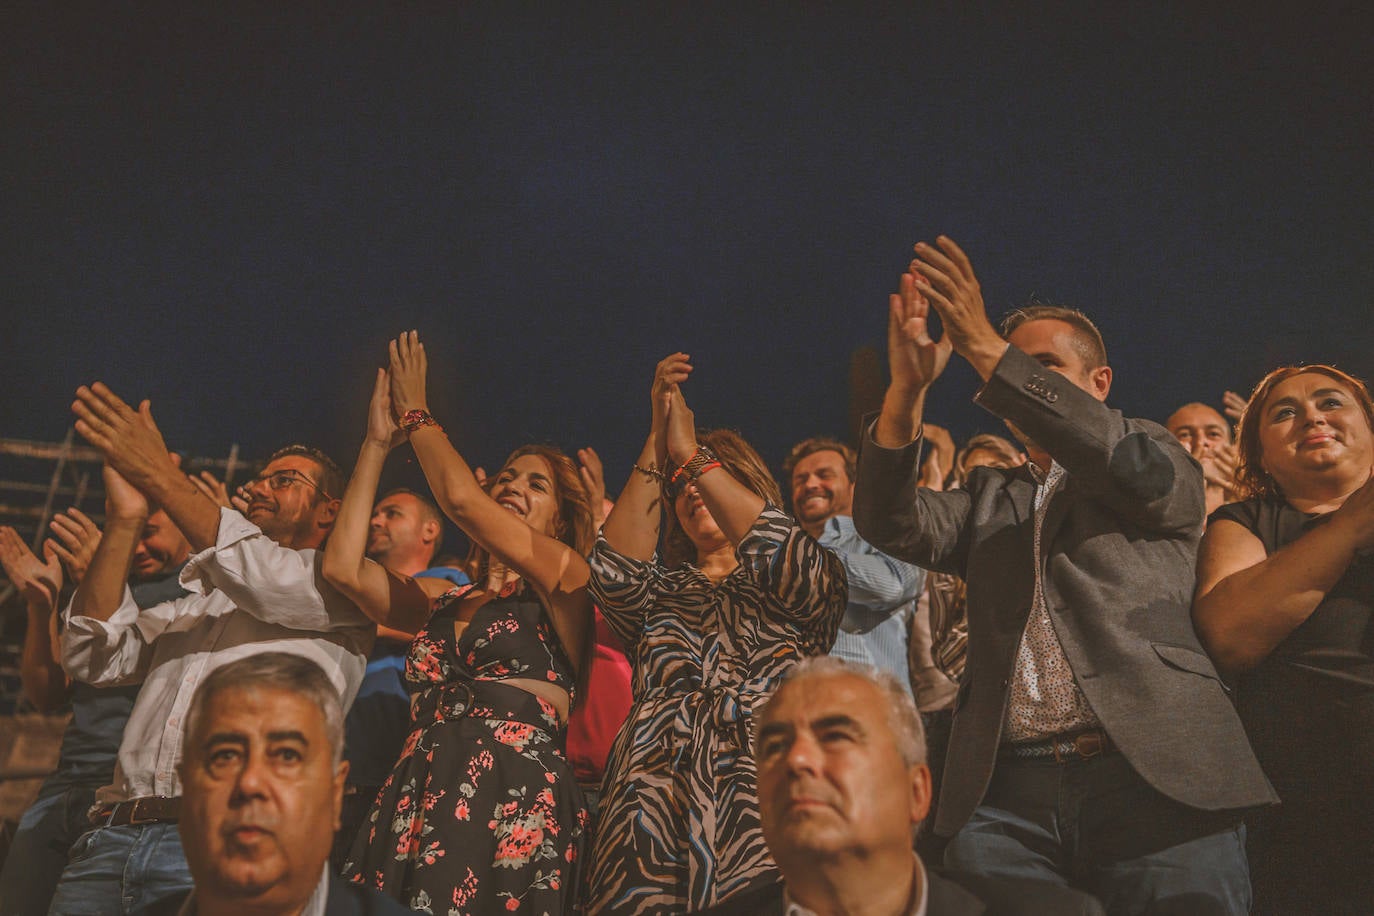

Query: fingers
left=49, top=511, right=94, bottom=549
left=934, top=235, right=976, bottom=282
left=653, top=353, right=693, bottom=390
left=1222, top=390, right=1247, bottom=423
left=578, top=446, right=603, bottom=476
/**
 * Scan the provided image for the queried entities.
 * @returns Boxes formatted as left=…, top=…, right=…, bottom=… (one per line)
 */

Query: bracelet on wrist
left=676, top=445, right=720, bottom=483
left=399, top=409, right=440, bottom=435
left=633, top=463, right=665, bottom=482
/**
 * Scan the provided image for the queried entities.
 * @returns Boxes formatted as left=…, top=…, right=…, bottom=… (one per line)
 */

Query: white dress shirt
left=63, top=508, right=372, bottom=801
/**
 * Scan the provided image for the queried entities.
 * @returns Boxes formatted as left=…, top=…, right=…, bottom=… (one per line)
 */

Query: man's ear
left=1089, top=365, right=1113, bottom=402
left=317, top=497, right=341, bottom=529
left=421, top=519, right=440, bottom=546
left=332, top=760, right=349, bottom=831
left=910, top=763, right=933, bottom=827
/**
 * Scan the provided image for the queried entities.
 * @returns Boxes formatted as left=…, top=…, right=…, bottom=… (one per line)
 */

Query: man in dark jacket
left=852, top=236, right=1275, bottom=913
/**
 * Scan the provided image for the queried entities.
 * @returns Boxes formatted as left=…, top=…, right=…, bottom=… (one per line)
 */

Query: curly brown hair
left=661, top=429, right=782, bottom=568
left=1234, top=364, right=1374, bottom=500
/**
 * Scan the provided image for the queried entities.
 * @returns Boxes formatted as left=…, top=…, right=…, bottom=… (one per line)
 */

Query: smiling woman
left=1192, top=363, right=1374, bottom=912
left=324, top=332, right=594, bottom=915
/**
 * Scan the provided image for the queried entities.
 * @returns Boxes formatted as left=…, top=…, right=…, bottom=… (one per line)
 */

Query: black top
left=1211, top=496, right=1374, bottom=788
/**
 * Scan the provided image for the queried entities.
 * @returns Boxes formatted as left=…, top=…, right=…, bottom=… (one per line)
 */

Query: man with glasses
left=50, top=383, right=373, bottom=915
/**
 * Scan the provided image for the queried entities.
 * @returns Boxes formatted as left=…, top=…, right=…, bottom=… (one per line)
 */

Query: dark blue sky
left=4, top=2, right=1371, bottom=493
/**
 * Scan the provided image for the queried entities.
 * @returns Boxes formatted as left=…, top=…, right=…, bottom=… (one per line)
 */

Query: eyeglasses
left=243, top=470, right=333, bottom=500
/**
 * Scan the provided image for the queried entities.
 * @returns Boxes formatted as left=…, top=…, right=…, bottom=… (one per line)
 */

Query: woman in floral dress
left=586, top=353, right=848, bottom=914
left=325, top=332, right=594, bottom=915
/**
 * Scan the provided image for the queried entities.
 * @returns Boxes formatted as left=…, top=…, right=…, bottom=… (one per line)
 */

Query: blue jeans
left=944, top=752, right=1250, bottom=915
left=0, top=784, right=96, bottom=916
left=47, top=823, right=192, bottom=916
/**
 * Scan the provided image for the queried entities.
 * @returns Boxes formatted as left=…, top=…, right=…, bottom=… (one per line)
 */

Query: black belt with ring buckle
left=88, top=795, right=182, bottom=827
left=415, top=679, right=476, bottom=720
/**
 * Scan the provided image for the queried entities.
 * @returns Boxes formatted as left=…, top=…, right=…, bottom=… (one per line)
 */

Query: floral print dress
left=343, top=585, right=587, bottom=915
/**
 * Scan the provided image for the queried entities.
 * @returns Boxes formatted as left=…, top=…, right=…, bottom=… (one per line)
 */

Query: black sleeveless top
left=1210, top=496, right=1374, bottom=786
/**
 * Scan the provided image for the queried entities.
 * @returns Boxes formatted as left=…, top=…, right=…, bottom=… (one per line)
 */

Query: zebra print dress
left=586, top=505, right=847, bottom=914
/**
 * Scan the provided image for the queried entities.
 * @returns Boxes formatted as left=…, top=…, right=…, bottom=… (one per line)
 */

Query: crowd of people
left=0, top=235, right=1370, bottom=915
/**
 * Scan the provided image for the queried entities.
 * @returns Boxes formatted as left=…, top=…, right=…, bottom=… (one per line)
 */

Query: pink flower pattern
left=342, top=589, right=585, bottom=915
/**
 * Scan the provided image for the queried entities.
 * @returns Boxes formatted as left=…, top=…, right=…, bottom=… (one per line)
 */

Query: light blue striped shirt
left=817, top=515, right=925, bottom=695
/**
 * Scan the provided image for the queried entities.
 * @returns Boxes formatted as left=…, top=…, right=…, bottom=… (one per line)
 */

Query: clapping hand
left=0, top=526, right=62, bottom=610
left=47, top=508, right=102, bottom=586
left=367, top=367, right=407, bottom=450
left=388, top=331, right=430, bottom=419
left=578, top=447, right=608, bottom=526
left=188, top=471, right=233, bottom=509
left=71, top=384, right=177, bottom=492
left=887, top=269, right=953, bottom=395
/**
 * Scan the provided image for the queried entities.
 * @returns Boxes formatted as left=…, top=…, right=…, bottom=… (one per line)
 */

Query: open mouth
left=497, top=498, right=527, bottom=517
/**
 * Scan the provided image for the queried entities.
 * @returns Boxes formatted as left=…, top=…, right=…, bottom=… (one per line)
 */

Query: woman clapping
left=586, top=353, right=847, bottom=914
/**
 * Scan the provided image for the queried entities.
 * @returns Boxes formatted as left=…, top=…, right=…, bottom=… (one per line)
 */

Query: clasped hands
left=650, top=352, right=700, bottom=471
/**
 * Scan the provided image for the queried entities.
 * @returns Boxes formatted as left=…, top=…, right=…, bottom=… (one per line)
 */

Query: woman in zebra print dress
left=585, top=353, right=847, bottom=914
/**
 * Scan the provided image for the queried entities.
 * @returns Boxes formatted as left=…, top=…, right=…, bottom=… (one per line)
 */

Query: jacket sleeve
left=853, top=420, right=975, bottom=577
left=974, top=346, right=1204, bottom=535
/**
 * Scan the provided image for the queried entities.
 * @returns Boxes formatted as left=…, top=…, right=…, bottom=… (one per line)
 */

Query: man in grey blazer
left=851, top=236, right=1276, bottom=914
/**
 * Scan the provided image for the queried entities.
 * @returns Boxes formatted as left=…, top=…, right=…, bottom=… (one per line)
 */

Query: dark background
left=4, top=2, right=1372, bottom=496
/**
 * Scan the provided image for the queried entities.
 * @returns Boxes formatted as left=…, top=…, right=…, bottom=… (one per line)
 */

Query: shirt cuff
left=178, top=507, right=260, bottom=595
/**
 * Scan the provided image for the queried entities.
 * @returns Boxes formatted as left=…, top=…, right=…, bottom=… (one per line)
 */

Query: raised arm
left=0, top=527, right=68, bottom=711
left=72, top=383, right=222, bottom=551
left=664, top=385, right=764, bottom=546
left=387, top=332, right=591, bottom=651
left=321, top=367, right=433, bottom=635
left=68, top=464, right=149, bottom=623
left=601, top=353, right=688, bottom=560
left=1194, top=475, right=1374, bottom=678
left=874, top=266, right=956, bottom=448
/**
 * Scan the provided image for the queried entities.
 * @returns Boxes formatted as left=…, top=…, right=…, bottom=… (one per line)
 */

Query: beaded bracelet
left=399, top=409, right=441, bottom=434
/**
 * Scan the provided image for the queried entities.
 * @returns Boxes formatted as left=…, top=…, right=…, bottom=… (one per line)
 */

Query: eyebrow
left=1268, top=388, right=1347, bottom=411
left=811, top=713, right=862, bottom=732
left=266, top=730, right=309, bottom=745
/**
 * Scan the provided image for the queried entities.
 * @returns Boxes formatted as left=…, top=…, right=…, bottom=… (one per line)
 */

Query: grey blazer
left=854, top=346, right=1276, bottom=837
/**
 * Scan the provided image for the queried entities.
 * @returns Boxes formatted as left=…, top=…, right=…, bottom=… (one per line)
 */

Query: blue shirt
left=816, top=515, right=924, bottom=695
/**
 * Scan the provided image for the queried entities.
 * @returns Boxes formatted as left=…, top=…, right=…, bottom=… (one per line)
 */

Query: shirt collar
left=178, top=864, right=330, bottom=916
left=782, top=853, right=928, bottom=916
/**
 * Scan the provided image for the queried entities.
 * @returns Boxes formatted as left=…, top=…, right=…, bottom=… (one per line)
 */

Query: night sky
left=4, top=3, right=1372, bottom=499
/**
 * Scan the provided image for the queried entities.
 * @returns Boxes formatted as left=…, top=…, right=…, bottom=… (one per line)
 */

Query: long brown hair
left=661, top=428, right=783, bottom=568
left=464, top=444, right=596, bottom=578
left=1234, top=364, right=1374, bottom=499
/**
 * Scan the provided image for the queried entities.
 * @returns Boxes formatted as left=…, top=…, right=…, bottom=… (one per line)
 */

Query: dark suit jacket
left=853, top=346, right=1276, bottom=837
left=693, top=867, right=1107, bottom=915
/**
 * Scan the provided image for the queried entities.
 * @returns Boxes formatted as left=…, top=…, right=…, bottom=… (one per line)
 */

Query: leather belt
left=1001, top=728, right=1116, bottom=764
left=89, top=795, right=181, bottom=827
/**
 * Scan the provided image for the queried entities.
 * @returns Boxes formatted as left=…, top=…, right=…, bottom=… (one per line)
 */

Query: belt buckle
left=441, top=681, right=475, bottom=718
left=1073, top=731, right=1105, bottom=760
left=127, top=797, right=158, bottom=826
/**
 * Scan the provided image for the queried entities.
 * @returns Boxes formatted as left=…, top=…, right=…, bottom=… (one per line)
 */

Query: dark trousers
left=944, top=751, right=1250, bottom=916
left=0, top=784, right=96, bottom=916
